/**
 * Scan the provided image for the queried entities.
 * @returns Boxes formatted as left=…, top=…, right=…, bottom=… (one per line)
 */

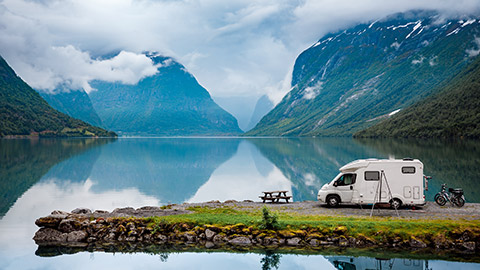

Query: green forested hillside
left=0, top=56, right=116, bottom=137
left=40, top=88, right=103, bottom=127
left=355, top=55, right=480, bottom=139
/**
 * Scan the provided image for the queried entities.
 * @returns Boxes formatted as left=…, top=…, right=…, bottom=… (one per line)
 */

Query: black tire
left=434, top=193, right=441, bottom=201
left=390, top=198, right=402, bottom=209
left=435, top=195, right=447, bottom=206
left=326, top=195, right=340, bottom=207
left=454, top=197, right=465, bottom=207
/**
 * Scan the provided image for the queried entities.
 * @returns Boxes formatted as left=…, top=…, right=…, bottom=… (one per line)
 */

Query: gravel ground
left=99, top=201, right=480, bottom=220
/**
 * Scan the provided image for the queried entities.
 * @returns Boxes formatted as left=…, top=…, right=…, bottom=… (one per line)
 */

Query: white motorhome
left=317, top=158, right=426, bottom=208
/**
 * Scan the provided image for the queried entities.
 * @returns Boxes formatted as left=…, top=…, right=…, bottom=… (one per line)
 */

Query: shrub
left=260, top=207, right=279, bottom=230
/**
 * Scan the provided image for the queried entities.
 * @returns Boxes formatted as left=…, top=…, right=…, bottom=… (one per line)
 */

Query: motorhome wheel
left=326, top=195, right=340, bottom=207
left=390, top=198, right=402, bottom=209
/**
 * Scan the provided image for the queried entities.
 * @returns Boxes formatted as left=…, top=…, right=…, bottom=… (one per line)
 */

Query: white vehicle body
left=326, top=256, right=424, bottom=270
left=317, top=158, right=426, bottom=207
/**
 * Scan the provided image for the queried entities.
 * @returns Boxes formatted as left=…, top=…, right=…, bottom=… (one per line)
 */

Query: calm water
left=1, top=137, right=479, bottom=269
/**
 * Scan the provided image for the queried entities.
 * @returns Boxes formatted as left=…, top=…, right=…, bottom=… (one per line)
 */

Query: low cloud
left=466, top=37, right=480, bottom=57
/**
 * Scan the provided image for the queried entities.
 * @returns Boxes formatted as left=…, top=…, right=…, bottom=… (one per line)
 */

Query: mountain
left=355, top=54, right=480, bottom=138
left=213, top=95, right=258, bottom=132
left=248, top=11, right=480, bottom=136
left=0, top=56, right=116, bottom=137
left=89, top=53, right=242, bottom=136
left=246, top=95, right=274, bottom=132
left=38, top=87, right=103, bottom=127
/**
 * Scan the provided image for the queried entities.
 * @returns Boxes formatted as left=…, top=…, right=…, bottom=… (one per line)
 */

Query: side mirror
left=333, top=181, right=338, bottom=187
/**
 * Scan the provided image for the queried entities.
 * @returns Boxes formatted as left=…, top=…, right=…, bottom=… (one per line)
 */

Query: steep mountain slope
left=0, top=56, right=115, bottom=137
left=355, top=54, right=480, bottom=138
left=90, top=53, right=242, bottom=136
left=246, top=95, right=274, bottom=132
left=248, top=12, right=480, bottom=136
left=39, top=87, right=103, bottom=127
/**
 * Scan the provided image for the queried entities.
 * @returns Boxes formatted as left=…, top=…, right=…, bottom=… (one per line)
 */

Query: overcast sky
left=1, top=0, right=480, bottom=103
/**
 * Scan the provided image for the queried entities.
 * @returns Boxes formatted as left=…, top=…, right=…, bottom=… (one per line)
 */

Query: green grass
left=142, top=206, right=480, bottom=242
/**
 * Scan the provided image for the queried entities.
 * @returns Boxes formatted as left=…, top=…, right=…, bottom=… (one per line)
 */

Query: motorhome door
left=334, top=173, right=356, bottom=202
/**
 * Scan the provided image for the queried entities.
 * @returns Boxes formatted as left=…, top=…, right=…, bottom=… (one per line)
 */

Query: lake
left=1, top=137, right=479, bottom=269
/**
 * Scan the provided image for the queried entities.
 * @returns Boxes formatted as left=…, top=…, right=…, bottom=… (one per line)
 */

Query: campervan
left=317, top=158, right=426, bottom=208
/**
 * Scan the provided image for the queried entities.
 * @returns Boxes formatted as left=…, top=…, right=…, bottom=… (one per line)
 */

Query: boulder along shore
left=33, top=201, right=480, bottom=258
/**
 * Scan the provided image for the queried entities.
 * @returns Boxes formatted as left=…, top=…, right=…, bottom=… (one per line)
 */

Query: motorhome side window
left=402, top=166, right=416, bottom=174
left=364, top=171, right=380, bottom=181
left=336, top=173, right=356, bottom=186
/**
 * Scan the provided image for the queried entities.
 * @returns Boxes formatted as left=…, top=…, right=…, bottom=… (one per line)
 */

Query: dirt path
left=102, top=201, right=480, bottom=220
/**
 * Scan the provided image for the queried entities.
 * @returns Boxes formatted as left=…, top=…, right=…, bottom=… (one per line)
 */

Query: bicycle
left=434, top=183, right=465, bottom=207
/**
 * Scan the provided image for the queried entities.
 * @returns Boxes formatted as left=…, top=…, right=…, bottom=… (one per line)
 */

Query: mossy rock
left=278, top=230, right=296, bottom=238
left=334, top=226, right=348, bottom=235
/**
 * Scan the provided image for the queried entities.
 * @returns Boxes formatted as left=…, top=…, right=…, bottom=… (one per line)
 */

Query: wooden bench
left=259, top=191, right=292, bottom=203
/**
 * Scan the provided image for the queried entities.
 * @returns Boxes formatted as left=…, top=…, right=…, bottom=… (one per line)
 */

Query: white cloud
left=1, top=0, right=480, bottom=99
left=466, top=37, right=480, bottom=57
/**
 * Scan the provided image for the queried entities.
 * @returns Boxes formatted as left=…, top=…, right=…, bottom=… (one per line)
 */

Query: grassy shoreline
left=143, top=205, right=480, bottom=244
left=33, top=203, right=480, bottom=261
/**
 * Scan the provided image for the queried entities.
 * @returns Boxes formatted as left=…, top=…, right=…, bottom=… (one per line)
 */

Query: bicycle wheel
left=435, top=195, right=447, bottom=206
left=454, top=197, right=465, bottom=207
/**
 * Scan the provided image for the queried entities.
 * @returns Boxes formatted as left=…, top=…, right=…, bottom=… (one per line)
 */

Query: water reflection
left=1, top=137, right=480, bottom=269
left=0, top=138, right=114, bottom=216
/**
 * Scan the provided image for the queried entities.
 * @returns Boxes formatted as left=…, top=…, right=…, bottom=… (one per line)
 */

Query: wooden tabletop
left=262, top=190, right=288, bottom=194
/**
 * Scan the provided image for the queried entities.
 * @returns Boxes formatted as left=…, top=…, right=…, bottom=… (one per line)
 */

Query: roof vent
left=403, top=157, right=414, bottom=161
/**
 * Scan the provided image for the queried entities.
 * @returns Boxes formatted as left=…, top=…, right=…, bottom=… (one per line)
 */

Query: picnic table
left=259, top=190, right=292, bottom=203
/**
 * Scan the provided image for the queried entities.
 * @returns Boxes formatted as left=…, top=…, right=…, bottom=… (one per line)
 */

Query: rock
left=35, top=215, right=65, bottom=228
left=334, top=226, right=348, bottom=235
left=205, top=241, right=215, bottom=248
left=228, top=236, right=252, bottom=246
left=213, top=234, right=225, bottom=243
left=155, top=234, right=167, bottom=243
left=112, top=207, right=135, bottom=215
left=243, top=200, right=254, bottom=203
left=205, top=229, right=216, bottom=240
left=339, top=237, right=349, bottom=247
left=51, top=210, right=69, bottom=216
left=287, top=237, right=302, bottom=246
left=137, top=206, right=160, bottom=211
left=207, top=200, right=220, bottom=204
left=410, top=237, right=427, bottom=248
left=320, top=241, right=334, bottom=245
left=126, top=236, right=136, bottom=242
left=71, top=208, right=92, bottom=215
left=33, top=228, right=67, bottom=242
left=58, top=218, right=83, bottom=233
left=67, top=231, right=87, bottom=242
left=184, top=232, right=197, bottom=243
left=224, top=200, right=238, bottom=204
left=104, top=233, right=116, bottom=241
left=93, top=210, right=109, bottom=215
left=458, top=241, right=476, bottom=252
left=309, top=239, right=320, bottom=246
left=87, top=237, right=97, bottom=243
left=263, top=237, right=279, bottom=246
